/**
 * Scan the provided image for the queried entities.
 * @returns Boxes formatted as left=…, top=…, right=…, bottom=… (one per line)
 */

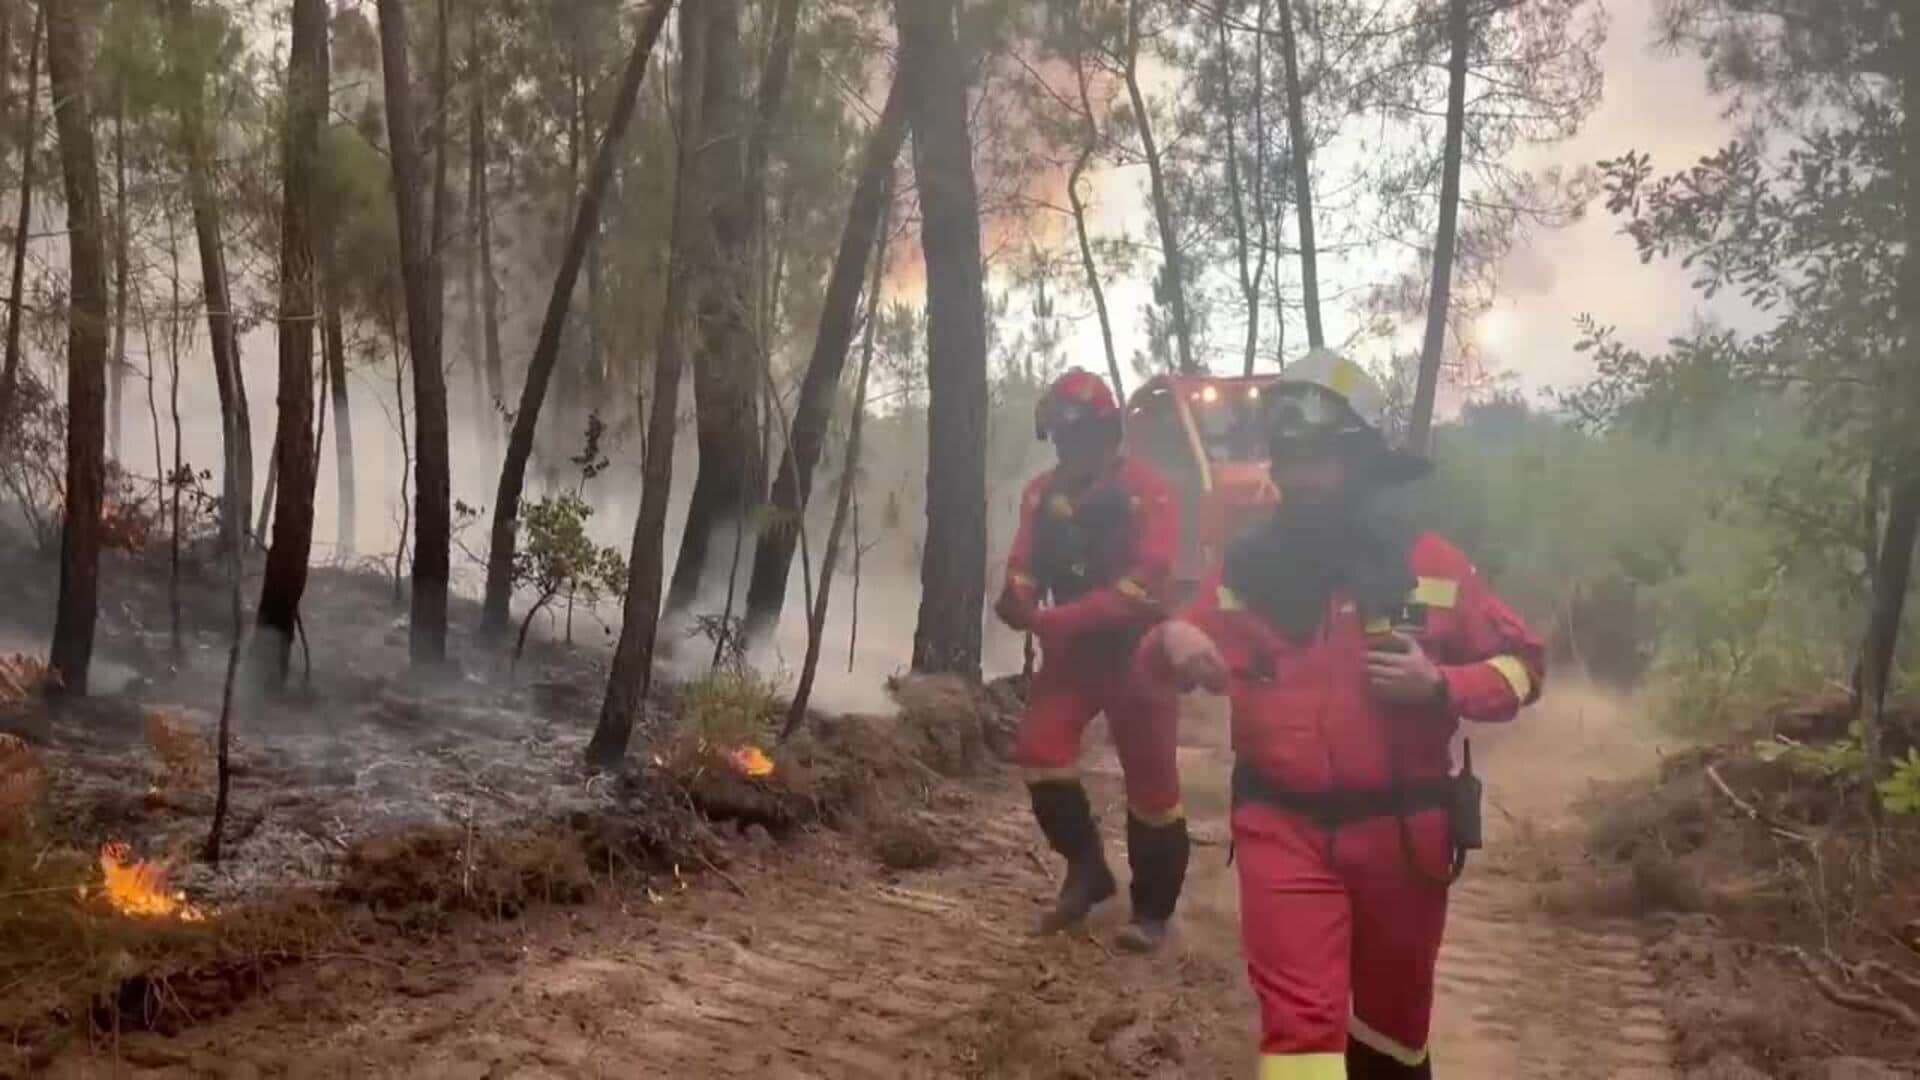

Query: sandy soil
left=33, top=680, right=1687, bottom=1079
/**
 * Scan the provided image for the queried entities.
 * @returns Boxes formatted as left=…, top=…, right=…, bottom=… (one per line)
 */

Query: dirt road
left=52, top=685, right=1678, bottom=1078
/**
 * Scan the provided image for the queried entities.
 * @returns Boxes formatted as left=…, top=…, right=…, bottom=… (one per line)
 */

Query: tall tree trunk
left=172, top=0, right=252, bottom=548
left=899, top=0, right=988, bottom=678
left=1218, top=11, right=1259, bottom=375
left=475, top=38, right=504, bottom=444
left=1121, top=0, right=1193, bottom=374
left=108, top=96, right=126, bottom=465
left=464, top=9, right=490, bottom=460
left=589, top=0, right=700, bottom=770
left=1410, top=0, right=1470, bottom=455
left=741, top=73, right=906, bottom=639
left=479, top=0, right=673, bottom=639
left=324, top=294, right=353, bottom=554
left=1247, top=0, right=1270, bottom=375
left=0, top=2, right=40, bottom=439
left=1277, top=0, right=1322, bottom=350
left=44, top=0, right=108, bottom=696
left=1858, top=7, right=1920, bottom=790
left=252, top=0, right=327, bottom=688
left=1068, top=46, right=1122, bottom=398
left=666, top=0, right=760, bottom=616
left=377, top=0, right=452, bottom=668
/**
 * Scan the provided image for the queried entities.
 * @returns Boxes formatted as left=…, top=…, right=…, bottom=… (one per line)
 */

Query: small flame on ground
left=92, top=842, right=207, bottom=921
left=727, top=746, right=775, bottom=779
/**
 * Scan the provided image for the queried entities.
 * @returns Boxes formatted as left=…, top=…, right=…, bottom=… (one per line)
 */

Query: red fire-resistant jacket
left=1000, top=456, right=1180, bottom=647
left=1143, top=532, right=1544, bottom=791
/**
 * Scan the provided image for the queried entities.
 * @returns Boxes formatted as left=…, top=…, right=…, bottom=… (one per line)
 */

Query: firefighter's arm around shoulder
left=1029, top=462, right=1180, bottom=641
left=1418, top=538, right=1545, bottom=723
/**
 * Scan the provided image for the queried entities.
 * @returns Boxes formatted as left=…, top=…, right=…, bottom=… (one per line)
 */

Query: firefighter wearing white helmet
left=1139, top=348, right=1547, bottom=1078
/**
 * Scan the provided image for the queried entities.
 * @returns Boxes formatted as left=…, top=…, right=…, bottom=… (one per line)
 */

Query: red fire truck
left=1123, top=373, right=1285, bottom=603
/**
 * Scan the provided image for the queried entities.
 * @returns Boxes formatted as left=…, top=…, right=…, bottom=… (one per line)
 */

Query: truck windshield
left=1188, top=387, right=1268, bottom=462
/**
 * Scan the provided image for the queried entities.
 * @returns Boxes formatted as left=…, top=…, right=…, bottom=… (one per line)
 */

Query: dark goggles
left=1036, top=399, right=1111, bottom=440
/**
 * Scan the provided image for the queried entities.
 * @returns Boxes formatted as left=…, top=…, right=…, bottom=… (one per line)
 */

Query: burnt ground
left=3, top=543, right=1916, bottom=1078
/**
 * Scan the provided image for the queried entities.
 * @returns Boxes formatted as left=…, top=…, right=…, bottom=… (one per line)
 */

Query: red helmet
left=1035, top=368, right=1120, bottom=441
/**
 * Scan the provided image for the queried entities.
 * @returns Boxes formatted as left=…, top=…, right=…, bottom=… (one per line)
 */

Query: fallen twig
left=1790, top=947, right=1920, bottom=1031
left=1705, top=763, right=1809, bottom=843
left=697, top=852, right=749, bottom=899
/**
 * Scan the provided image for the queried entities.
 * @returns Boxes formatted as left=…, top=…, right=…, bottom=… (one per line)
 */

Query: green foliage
left=515, top=493, right=626, bottom=610
left=1878, top=749, right=1920, bottom=816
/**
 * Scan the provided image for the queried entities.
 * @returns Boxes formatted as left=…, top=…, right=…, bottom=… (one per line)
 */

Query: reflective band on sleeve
left=1022, top=766, right=1082, bottom=785
left=1116, top=577, right=1150, bottom=602
left=1218, top=586, right=1244, bottom=611
left=1348, top=1013, right=1429, bottom=1066
left=1009, top=572, right=1036, bottom=588
left=1258, top=1052, right=1346, bottom=1079
left=1128, top=803, right=1185, bottom=827
left=1363, top=616, right=1393, bottom=636
left=1486, top=654, right=1534, bottom=702
left=1411, top=577, right=1459, bottom=609
left=1048, top=494, right=1075, bottom=518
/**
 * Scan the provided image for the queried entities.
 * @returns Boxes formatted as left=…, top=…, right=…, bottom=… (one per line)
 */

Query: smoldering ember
left=1, top=0, right=1918, bottom=1076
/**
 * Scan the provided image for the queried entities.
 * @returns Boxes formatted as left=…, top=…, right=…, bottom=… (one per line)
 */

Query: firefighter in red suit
left=995, top=368, right=1187, bottom=952
left=1140, top=349, right=1545, bottom=1078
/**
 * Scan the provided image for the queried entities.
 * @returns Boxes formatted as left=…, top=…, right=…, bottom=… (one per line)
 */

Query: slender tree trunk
left=389, top=306, right=410, bottom=603
left=900, top=0, right=988, bottom=678
left=1247, top=0, right=1271, bottom=374
left=1217, top=12, right=1259, bottom=375
left=1068, top=48, right=1122, bottom=398
left=1277, top=0, right=1322, bottom=350
left=252, top=0, right=328, bottom=688
left=1121, top=0, right=1193, bottom=375
left=783, top=172, right=890, bottom=738
left=166, top=221, right=184, bottom=664
left=44, top=0, right=108, bottom=696
left=465, top=12, right=490, bottom=461
left=324, top=293, right=353, bottom=554
left=741, top=74, right=906, bottom=639
left=175, top=0, right=252, bottom=549
left=376, top=0, right=452, bottom=667
left=479, top=0, right=673, bottom=639
left=473, top=24, right=504, bottom=442
left=1410, top=0, right=1470, bottom=455
left=1858, top=8, right=1920, bottom=790
left=666, top=0, right=762, bottom=616
left=589, top=0, right=700, bottom=769
left=108, top=97, right=126, bottom=465
left=0, top=2, right=40, bottom=438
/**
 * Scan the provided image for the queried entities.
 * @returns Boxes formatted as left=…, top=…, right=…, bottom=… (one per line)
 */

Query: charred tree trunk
left=1858, top=9, right=1920, bottom=789
left=377, top=0, right=452, bottom=668
left=1218, top=10, right=1259, bottom=375
left=473, top=23, right=504, bottom=443
left=1120, top=0, right=1193, bottom=375
left=1277, top=0, right=1322, bottom=350
left=589, top=0, right=700, bottom=769
left=1068, top=47, right=1121, bottom=398
left=464, top=10, right=490, bottom=460
left=324, top=293, right=353, bottom=554
left=666, top=0, right=761, bottom=617
left=741, top=74, right=906, bottom=639
left=479, top=0, right=673, bottom=640
left=108, top=97, right=126, bottom=465
left=172, top=0, right=252, bottom=548
left=252, top=0, right=328, bottom=688
left=45, top=0, right=108, bottom=695
left=899, top=0, right=988, bottom=678
left=1410, top=0, right=1470, bottom=455
left=0, top=3, right=40, bottom=439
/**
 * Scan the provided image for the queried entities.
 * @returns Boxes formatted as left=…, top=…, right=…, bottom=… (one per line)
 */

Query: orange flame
left=93, top=842, right=206, bottom=921
left=727, top=746, right=774, bottom=779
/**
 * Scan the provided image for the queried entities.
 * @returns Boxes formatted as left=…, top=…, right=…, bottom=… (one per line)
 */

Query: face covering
left=1222, top=485, right=1413, bottom=643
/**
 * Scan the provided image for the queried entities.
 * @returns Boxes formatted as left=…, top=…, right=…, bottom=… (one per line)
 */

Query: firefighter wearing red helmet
left=996, top=367, right=1187, bottom=952
left=1140, top=350, right=1545, bottom=1078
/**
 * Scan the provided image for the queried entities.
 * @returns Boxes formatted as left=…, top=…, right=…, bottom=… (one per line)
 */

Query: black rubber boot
left=1347, top=1036, right=1432, bottom=1078
left=1028, top=780, right=1117, bottom=934
left=1116, top=813, right=1190, bottom=953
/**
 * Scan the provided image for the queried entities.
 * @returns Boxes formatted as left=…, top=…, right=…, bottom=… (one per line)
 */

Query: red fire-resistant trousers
left=1233, top=799, right=1452, bottom=1075
left=1014, top=640, right=1182, bottom=821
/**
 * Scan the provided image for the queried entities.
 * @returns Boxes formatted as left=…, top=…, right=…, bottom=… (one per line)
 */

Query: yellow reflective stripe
left=1348, top=1013, right=1428, bottom=1066
left=1328, top=356, right=1365, bottom=397
left=1217, top=585, right=1244, bottom=612
left=1022, top=766, right=1081, bottom=785
left=1363, top=616, right=1393, bottom=636
left=1258, top=1052, right=1346, bottom=1080
left=1128, top=803, right=1185, bottom=827
left=1116, top=577, right=1150, bottom=602
left=1048, top=494, right=1075, bottom=518
left=1009, top=572, right=1036, bottom=588
left=1486, top=654, right=1533, bottom=702
left=1411, top=577, right=1459, bottom=609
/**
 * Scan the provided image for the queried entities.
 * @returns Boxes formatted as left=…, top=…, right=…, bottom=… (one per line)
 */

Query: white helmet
left=1276, top=348, right=1388, bottom=432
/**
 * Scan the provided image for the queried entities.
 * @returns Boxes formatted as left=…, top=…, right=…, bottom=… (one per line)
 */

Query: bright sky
left=1047, top=0, right=1751, bottom=406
